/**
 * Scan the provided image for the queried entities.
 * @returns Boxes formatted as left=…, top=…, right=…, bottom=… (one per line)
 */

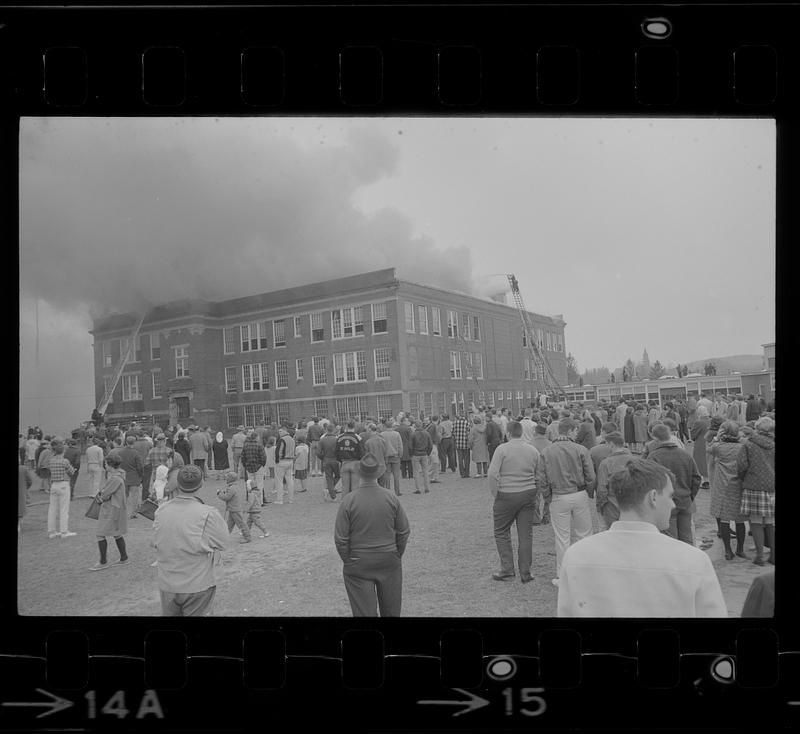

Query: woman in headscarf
left=89, top=453, right=128, bottom=571
left=708, top=421, right=748, bottom=560
left=212, top=430, right=230, bottom=478
left=173, top=431, right=191, bottom=466
left=691, top=405, right=711, bottom=487
left=738, top=416, right=775, bottom=566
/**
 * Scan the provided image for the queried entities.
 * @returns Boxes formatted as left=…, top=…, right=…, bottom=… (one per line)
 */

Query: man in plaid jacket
left=452, top=411, right=472, bottom=479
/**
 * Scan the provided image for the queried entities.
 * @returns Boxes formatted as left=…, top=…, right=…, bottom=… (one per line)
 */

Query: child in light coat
left=245, top=479, right=269, bottom=538
left=217, top=472, right=252, bottom=543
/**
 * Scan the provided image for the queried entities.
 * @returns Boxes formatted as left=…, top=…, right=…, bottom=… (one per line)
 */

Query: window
left=335, top=396, right=367, bottom=420
left=557, top=333, right=564, bottom=352
left=423, top=392, right=433, bottom=415
left=537, top=328, right=544, bottom=348
left=404, top=302, right=415, bottom=333
left=545, top=331, right=552, bottom=351
left=474, top=353, right=484, bottom=379
left=524, top=358, right=530, bottom=380
left=276, top=402, right=290, bottom=424
left=522, top=330, right=527, bottom=347
left=102, top=341, right=112, bottom=367
left=449, top=351, right=462, bottom=379
left=103, top=377, right=113, bottom=400
left=410, top=392, right=419, bottom=415
left=296, top=358, right=304, bottom=380
left=241, top=322, right=268, bottom=352
left=223, top=327, right=236, bottom=355
left=332, top=306, right=364, bottom=339
left=374, top=347, right=391, bottom=379
left=226, top=406, right=244, bottom=429
left=507, top=391, right=512, bottom=401
left=487, top=391, right=495, bottom=407
left=472, top=316, right=480, bottom=341
left=121, top=374, right=141, bottom=401
left=447, top=310, right=459, bottom=339
left=150, top=332, right=161, bottom=360
left=432, top=307, right=442, bottom=336
left=242, top=362, right=269, bottom=391
left=131, top=335, right=142, bottom=363
left=417, top=306, right=428, bottom=335
left=312, top=355, right=327, bottom=385
left=377, top=395, right=393, bottom=421
left=273, top=320, right=286, bottom=348
left=372, top=302, right=388, bottom=334
left=151, top=371, right=162, bottom=399
left=275, top=360, right=289, bottom=389
left=244, top=403, right=267, bottom=426
left=311, top=312, right=324, bottom=342
left=314, top=399, right=329, bottom=417
left=333, top=351, right=367, bottom=383
left=175, top=346, right=189, bottom=378
left=294, top=316, right=303, bottom=338
left=461, top=314, right=472, bottom=341
left=225, top=366, right=238, bottom=393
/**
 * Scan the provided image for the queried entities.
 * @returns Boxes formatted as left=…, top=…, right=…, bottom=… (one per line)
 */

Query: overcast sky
left=19, top=116, right=775, bottom=432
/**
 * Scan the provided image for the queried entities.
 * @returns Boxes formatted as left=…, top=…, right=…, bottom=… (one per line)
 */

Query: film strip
left=4, top=1, right=794, bottom=731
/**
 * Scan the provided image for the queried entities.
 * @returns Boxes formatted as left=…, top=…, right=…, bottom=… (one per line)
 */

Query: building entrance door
left=175, top=397, right=191, bottom=422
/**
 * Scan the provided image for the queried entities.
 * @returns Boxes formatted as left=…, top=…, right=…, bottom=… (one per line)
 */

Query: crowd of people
left=18, top=389, right=775, bottom=617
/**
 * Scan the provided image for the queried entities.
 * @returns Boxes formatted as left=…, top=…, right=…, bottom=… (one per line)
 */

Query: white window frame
left=242, top=362, right=270, bottom=392
left=374, top=347, right=391, bottom=380
left=121, top=374, right=141, bottom=402
left=273, top=319, right=286, bottom=348
left=417, top=305, right=428, bottom=335
left=333, top=351, right=367, bottom=384
left=332, top=305, right=365, bottom=340
left=311, top=312, right=324, bottom=343
left=461, top=313, right=472, bottom=341
left=151, top=370, right=162, bottom=399
left=149, top=332, right=161, bottom=360
left=225, top=366, right=237, bottom=393
left=377, top=394, right=393, bottom=420
left=274, top=360, right=289, bottom=389
left=371, top=302, right=388, bottom=334
left=474, top=352, right=484, bottom=380
left=449, top=351, right=462, bottom=379
left=296, top=358, right=304, bottom=380
left=312, top=355, right=327, bottom=386
left=102, top=341, right=112, bottom=367
left=223, top=326, right=236, bottom=355
left=294, top=316, right=303, bottom=338
left=472, top=315, right=481, bottom=342
left=447, top=310, right=459, bottom=339
left=432, top=307, right=442, bottom=336
left=537, top=328, right=544, bottom=348
left=404, top=302, right=415, bottom=333
left=174, top=346, right=189, bottom=378
left=557, top=333, right=564, bottom=352
left=545, top=331, right=552, bottom=351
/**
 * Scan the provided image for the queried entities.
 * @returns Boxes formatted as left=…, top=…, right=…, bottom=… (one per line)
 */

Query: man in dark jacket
left=117, top=435, right=145, bottom=518
left=336, top=421, right=364, bottom=496
left=317, top=423, right=341, bottom=500
left=396, top=417, right=414, bottom=479
left=240, top=432, right=267, bottom=501
left=745, top=394, right=761, bottom=422
left=410, top=421, right=433, bottom=494
left=64, top=439, right=82, bottom=500
left=646, top=424, right=701, bottom=545
left=485, top=418, right=503, bottom=462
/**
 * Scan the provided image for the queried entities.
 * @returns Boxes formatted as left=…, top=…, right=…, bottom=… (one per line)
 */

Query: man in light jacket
left=188, top=427, right=212, bottom=478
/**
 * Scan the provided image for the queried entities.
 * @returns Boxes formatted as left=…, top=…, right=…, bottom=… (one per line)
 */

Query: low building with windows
left=90, top=268, right=567, bottom=428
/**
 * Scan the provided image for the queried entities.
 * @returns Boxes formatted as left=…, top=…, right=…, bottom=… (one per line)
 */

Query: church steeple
left=641, top=348, right=651, bottom=375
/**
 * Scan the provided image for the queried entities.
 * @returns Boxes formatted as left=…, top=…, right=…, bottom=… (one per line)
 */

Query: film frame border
left=3, top=1, right=795, bottom=731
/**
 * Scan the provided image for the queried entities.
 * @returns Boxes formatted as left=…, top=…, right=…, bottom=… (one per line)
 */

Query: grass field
left=17, top=458, right=766, bottom=617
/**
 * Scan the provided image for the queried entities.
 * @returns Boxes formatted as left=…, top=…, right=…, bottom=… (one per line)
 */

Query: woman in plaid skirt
left=708, top=421, right=748, bottom=560
left=737, top=417, right=775, bottom=566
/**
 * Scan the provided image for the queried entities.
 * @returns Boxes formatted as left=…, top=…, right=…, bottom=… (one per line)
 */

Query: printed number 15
left=502, top=687, right=546, bottom=717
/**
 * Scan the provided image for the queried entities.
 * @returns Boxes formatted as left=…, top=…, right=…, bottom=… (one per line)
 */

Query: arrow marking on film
left=1, top=689, right=74, bottom=718
left=418, top=688, right=491, bottom=717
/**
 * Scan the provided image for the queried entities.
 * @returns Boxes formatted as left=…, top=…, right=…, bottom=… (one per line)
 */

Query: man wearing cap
left=230, top=425, right=247, bottom=473
left=153, top=465, right=230, bottom=616
left=188, top=426, right=212, bottom=478
left=117, top=435, right=145, bottom=518
left=334, top=453, right=411, bottom=617
left=336, top=420, right=364, bottom=496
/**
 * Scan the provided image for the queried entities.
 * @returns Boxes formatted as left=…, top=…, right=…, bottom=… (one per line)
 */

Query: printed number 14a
left=84, top=690, right=164, bottom=719
left=501, top=687, right=546, bottom=717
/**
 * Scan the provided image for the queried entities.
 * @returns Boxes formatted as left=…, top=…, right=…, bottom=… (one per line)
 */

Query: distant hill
left=681, top=354, right=764, bottom=375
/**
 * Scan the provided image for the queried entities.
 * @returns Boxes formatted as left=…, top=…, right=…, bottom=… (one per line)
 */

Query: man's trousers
left=493, top=489, right=538, bottom=578
left=382, top=458, right=402, bottom=495
left=226, top=510, right=251, bottom=540
left=400, top=460, right=414, bottom=478
left=160, top=586, right=216, bottom=616
left=340, top=460, right=360, bottom=494
left=342, top=551, right=402, bottom=617
left=665, top=506, right=694, bottom=545
left=440, top=437, right=456, bottom=471
left=456, top=448, right=471, bottom=478
left=411, top=455, right=430, bottom=492
left=87, top=466, right=103, bottom=496
left=274, top=461, right=295, bottom=503
left=47, top=481, right=71, bottom=534
left=323, top=458, right=341, bottom=498
left=427, top=448, right=441, bottom=481
left=550, top=490, right=593, bottom=577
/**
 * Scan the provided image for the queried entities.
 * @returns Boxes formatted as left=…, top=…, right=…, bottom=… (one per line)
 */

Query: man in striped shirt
left=47, top=438, right=77, bottom=538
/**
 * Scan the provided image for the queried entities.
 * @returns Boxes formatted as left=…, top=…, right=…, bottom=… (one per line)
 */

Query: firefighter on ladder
left=509, top=275, right=519, bottom=293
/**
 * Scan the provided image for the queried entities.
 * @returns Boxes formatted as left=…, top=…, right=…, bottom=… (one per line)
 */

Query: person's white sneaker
left=60, top=531, right=77, bottom=538
left=48, top=532, right=60, bottom=539
left=551, top=578, right=560, bottom=587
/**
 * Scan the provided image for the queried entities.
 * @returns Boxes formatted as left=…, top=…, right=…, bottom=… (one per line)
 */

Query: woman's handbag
left=84, top=495, right=102, bottom=520
left=137, top=497, right=160, bottom=521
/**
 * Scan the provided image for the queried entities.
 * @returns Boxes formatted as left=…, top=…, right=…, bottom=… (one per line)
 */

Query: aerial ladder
left=507, top=274, right=565, bottom=401
left=96, top=312, right=148, bottom=416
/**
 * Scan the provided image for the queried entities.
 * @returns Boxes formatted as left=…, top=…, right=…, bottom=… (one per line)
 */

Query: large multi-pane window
left=409, top=392, right=419, bottom=416
left=473, top=352, right=484, bottom=379
left=332, top=306, right=364, bottom=339
left=150, top=332, right=161, bottom=360
left=151, top=371, right=162, bottom=398
left=431, top=307, right=442, bottom=336
left=121, top=374, right=141, bottom=401
left=241, top=322, right=268, bottom=352
left=223, top=327, right=237, bottom=354
left=447, top=310, right=459, bottom=339
left=487, top=391, right=496, bottom=407
left=557, top=333, right=564, bottom=352
left=374, top=347, right=391, bottom=380
left=472, top=316, right=481, bottom=342
left=314, top=399, right=329, bottom=417
left=333, top=351, right=367, bottom=383
left=545, top=331, right=552, bottom=351
left=417, top=306, right=428, bottom=335
left=461, top=314, right=472, bottom=341
left=423, top=392, right=433, bottom=416
left=275, top=360, right=289, bottom=389
left=273, top=320, right=286, bottom=348
left=537, top=328, right=544, bottom=348
left=449, top=351, right=462, bottom=379
left=296, top=358, right=304, bottom=380
left=294, top=316, right=303, bottom=339
left=123, top=335, right=142, bottom=363
left=404, top=302, right=415, bottom=333
left=371, top=302, right=388, bottom=334
left=225, top=366, right=238, bottom=393
left=377, top=394, right=393, bottom=420
left=276, top=403, right=290, bottom=424
left=226, top=406, right=244, bottom=428
left=312, top=355, right=327, bottom=385
left=311, top=312, right=325, bottom=342
left=334, top=396, right=367, bottom=420
left=174, top=346, right=189, bottom=378
left=102, top=341, right=112, bottom=367
left=242, top=362, right=269, bottom=391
